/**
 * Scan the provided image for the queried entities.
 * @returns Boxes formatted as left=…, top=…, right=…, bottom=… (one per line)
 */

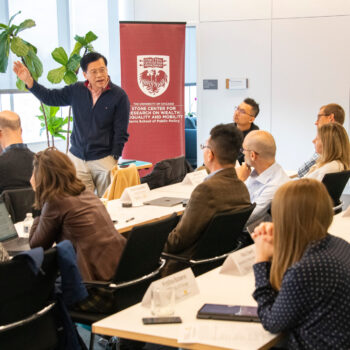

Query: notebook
left=143, top=197, right=187, bottom=207
left=0, top=201, right=30, bottom=254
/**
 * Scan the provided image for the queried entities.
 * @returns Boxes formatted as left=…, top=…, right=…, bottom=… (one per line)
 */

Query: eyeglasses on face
left=87, top=67, right=107, bottom=75
left=234, top=106, right=254, bottom=117
left=200, top=143, right=211, bottom=150
left=316, top=113, right=329, bottom=121
left=240, top=147, right=259, bottom=155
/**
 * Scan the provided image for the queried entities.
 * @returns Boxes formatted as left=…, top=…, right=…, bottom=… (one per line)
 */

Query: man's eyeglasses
left=240, top=147, right=259, bottom=155
left=87, top=67, right=107, bottom=75
left=200, top=143, right=211, bottom=150
left=316, top=113, right=329, bottom=121
left=235, top=106, right=254, bottom=117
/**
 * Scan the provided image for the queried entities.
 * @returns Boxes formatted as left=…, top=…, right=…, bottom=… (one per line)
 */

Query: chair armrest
left=83, top=259, right=166, bottom=290
left=161, top=252, right=190, bottom=263
left=189, top=241, right=244, bottom=266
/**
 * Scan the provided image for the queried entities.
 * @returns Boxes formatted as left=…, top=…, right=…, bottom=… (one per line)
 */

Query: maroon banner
left=120, top=22, right=186, bottom=171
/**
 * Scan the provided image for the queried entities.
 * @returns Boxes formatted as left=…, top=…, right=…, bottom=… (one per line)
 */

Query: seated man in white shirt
left=236, top=130, right=290, bottom=231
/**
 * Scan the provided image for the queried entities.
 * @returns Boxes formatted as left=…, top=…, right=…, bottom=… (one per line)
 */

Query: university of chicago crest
left=137, top=55, right=169, bottom=97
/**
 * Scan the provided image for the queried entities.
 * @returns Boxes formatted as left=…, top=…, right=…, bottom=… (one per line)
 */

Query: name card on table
left=220, top=245, right=256, bottom=276
left=182, top=170, right=207, bottom=186
left=120, top=183, right=150, bottom=206
left=142, top=268, right=199, bottom=307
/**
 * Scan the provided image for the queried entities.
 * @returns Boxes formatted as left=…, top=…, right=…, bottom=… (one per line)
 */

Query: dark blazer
left=164, top=167, right=251, bottom=272
left=29, top=190, right=126, bottom=281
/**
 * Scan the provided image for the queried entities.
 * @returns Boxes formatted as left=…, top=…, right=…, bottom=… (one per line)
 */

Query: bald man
left=236, top=130, right=289, bottom=230
left=0, top=111, right=34, bottom=193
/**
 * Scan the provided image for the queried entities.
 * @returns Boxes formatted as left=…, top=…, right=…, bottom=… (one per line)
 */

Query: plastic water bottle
left=23, top=213, right=34, bottom=235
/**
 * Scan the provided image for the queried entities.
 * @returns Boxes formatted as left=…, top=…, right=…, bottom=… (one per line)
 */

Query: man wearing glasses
left=297, top=103, right=345, bottom=177
left=163, top=123, right=251, bottom=275
left=13, top=52, right=130, bottom=197
left=233, top=98, right=260, bottom=164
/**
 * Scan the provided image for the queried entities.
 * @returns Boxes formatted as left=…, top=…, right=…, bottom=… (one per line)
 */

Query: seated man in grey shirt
left=236, top=130, right=290, bottom=231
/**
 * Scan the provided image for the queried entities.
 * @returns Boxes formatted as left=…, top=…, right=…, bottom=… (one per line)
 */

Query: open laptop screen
left=0, top=201, right=18, bottom=242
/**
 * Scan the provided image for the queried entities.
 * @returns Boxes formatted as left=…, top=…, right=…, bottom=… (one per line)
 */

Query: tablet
left=197, top=303, right=260, bottom=322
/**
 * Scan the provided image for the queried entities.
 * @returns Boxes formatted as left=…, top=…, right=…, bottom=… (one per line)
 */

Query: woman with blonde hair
left=252, top=179, right=350, bottom=349
left=29, top=148, right=126, bottom=283
left=304, top=122, right=350, bottom=181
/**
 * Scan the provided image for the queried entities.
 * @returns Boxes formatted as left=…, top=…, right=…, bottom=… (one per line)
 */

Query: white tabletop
left=106, top=183, right=195, bottom=234
left=92, top=267, right=280, bottom=350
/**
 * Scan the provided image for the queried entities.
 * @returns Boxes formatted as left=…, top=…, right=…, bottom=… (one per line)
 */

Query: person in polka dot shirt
left=252, top=178, right=350, bottom=349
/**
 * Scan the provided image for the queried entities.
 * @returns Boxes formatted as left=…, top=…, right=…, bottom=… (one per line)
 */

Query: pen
left=125, top=217, right=135, bottom=223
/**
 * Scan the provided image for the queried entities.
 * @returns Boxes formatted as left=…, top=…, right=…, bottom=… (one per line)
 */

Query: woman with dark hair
left=252, top=179, right=350, bottom=349
left=29, top=147, right=126, bottom=282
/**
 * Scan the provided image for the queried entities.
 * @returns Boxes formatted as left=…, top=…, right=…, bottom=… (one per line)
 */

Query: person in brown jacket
left=29, top=147, right=126, bottom=282
left=163, top=124, right=251, bottom=275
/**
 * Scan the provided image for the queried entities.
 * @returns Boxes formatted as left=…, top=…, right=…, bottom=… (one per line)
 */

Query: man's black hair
left=80, top=52, right=108, bottom=72
left=209, top=124, right=243, bottom=165
left=244, top=97, right=260, bottom=118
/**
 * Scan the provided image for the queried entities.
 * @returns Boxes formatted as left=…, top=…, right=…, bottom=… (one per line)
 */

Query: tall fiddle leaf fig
left=0, top=11, right=43, bottom=90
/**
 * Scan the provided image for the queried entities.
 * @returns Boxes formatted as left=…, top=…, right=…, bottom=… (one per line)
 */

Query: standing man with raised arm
left=13, top=52, right=130, bottom=197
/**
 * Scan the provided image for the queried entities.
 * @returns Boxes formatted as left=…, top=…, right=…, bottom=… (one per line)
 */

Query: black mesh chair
left=322, top=170, right=350, bottom=214
left=162, top=204, right=256, bottom=276
left=1, top=187, right=37, bottom=223
left=70, top=213, right=180, bottom=350
left=141, top=156, right=193, bottom=190
left=0, top=248, right=60, bottom=350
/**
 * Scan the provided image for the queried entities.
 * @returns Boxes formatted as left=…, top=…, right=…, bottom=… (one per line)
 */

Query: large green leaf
left=8, top=11, right=20, bottom=26
left=66, top=53, right=80, bottom=72
left=0, top=24, right=7, bottom=29
left=85, top=31, right=97, bottom=43
left=28, top=48, right=43, bottom=78
left=63, top=70, right=78, bottom=85
left=71, top=41, right=82, bottom=56
left=74, top=34, right=86, bottom=46
left=11, top=36, right=29, bottom=57
left=16, top=77, right=26, bottom=91
left=49, top=106, right=60, bottom=117
left=0, top=32, right=10, bottom=72
left=47, top=66, right=66, bottom=84
left=22, top=39, right=37, bottom=54
left=51, top=47, right=68, bottom=65
left=15, top=19, right=35, bottom=34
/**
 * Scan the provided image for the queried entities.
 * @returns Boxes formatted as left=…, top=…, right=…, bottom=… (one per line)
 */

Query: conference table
left=92, top=210, right=350, bottom=349
left=106, top=182, right=195, bottom=234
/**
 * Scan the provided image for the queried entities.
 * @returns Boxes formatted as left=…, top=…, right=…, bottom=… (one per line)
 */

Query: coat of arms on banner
left=137, top=55, right=170, bottom=97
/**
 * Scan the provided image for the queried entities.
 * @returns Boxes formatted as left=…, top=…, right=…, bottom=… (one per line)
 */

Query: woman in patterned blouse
left=252, top=179, right=350, bottom=349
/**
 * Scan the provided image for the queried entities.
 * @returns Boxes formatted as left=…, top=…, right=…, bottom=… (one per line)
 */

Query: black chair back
left=1, top=187, right=36, bottom=223
left=191, top=204, right=256, bottom=275
left=141, top=156, right=193, bottom=189
left=322, top=170, right=350, bottom=207
left=110, top=213, right=179, bottom=311
left=0, top=248, right=59, bottom=350
left=114, top=213, right=180, bottom=284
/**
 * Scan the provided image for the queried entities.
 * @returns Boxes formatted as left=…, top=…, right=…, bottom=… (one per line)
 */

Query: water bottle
left=23, top=213, right=34, bottom=235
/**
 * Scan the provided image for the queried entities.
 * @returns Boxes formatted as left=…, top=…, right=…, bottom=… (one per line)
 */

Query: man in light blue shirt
left=236, top=130, right=290, bottom=231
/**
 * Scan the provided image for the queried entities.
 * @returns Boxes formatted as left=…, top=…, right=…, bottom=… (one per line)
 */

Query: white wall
left=119, top=0, right=350, bottom=186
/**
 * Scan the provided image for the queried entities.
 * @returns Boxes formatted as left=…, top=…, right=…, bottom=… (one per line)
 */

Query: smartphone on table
left=142, top=316, right=182, bottom=325
left=197, top=303, right=260, bottom=322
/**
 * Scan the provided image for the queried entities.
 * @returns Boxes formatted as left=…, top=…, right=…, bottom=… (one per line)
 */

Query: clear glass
left=151, top=287, right=175, bottom=316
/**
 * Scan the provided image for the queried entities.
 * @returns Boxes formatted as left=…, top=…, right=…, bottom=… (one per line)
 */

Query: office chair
left=162, top=203, right=256, bottom=276
left=1, top=187, right=37, bottom=223
left=141, top=156, right=193, bottom=189
left=0, top=248, right=59, bottom=350
left=322, top=170, right=350, bottom=214
left=70, top=213, right=180, bottom=350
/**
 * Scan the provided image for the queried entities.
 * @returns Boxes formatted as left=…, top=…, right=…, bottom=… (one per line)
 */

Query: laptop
left=143, top=197, right=187, bottom=207
left=0, top=201, right=30, bottom=254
